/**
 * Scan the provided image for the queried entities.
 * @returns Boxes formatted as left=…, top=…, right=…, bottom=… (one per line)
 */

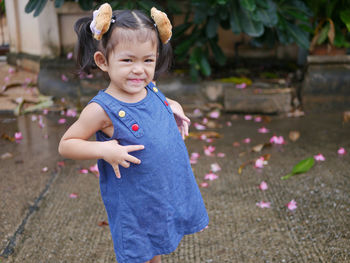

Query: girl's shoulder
left=80, top=102, right=112, bottom=129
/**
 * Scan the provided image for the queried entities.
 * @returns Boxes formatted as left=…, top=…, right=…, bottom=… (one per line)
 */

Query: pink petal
left=338, top=147, right=347, bottom=155
left=255, top=157, right=265, bottom=168
left=4, top=76, right=10, bottom=82
left=254, top=116, right=262, bottom=122
left=202, top=117, right=208, bottom=124
left=243, top=138, right=251, bottom=144
left=41, top=166, right=48, bottom=172
left=58, top=118, right=66, bottom=124
left=314, top=153, right=326, bottom=161
left=204, top=173, right=218, bottom=181
left=8, top=67, right=15, bottom=74
left=256, top=201, right=271, bottom=208
left=193, top=108, right=202, bottom=117
left=86, top=74, right=94, bottom=79
left=61, top=74, right=68, bottom=82
left=226, top=121, right=232, bottom=127
left=191, top=152, right=200, bottom=159
left=194, top=122, right=206, bottom=131
left=270, top=135, right=285, bottom=144
left=236, top=83, right=247, bottom=89
left=258, top=127, right=270, bottom=133
left=79, top=168, right=89, bottom=174
left=259, top=181, right=268, bottom=191
left=190, top=159, right=198, bottom=164
left=200, top=182, right=209, bottom=188
left=43, top=109, right=49, bottom=115
left=217, top=152, right=225, bottom=158
left=204, top=145, right=216, bottom=156
left=31, top=115, right=38, bottom=121
left=14, top=132, right=23, bottom=141
left=24, top=78, right=32, bottom=84
left=199, top=134, right=207, bottom=141
left=89, top=164, right=99, bottom=177
left=67, top=52, right=73, bottom=60
left=66, top=109, right=77, bottom=118
left=69, top=193, right=78, bottom=198
left=287, top=200, right=297, bottom=211
left=206, top=138, right=213, bottom=143
left=208, top=110, right=220, bottom=119
left=244, top=115, right=253, bottom=120
left=210, top=163, right=221, bottom=173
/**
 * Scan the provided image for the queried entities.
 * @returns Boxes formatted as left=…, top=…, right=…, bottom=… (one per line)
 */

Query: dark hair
left=74, top=9, right=172, bottom=80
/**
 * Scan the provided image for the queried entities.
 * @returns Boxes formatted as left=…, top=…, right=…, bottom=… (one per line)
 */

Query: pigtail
left=154, top=40, right=173, bottom=80
left=74, top=16, right=98, bottom=74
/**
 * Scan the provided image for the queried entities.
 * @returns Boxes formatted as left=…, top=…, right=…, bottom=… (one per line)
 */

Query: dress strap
left=146, top=82, right=172, bottom=114
left=89, top=91, right=144, bottom=138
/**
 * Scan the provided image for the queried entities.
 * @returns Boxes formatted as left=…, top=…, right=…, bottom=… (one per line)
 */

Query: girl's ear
left=94, top=51, right=108, bottom=71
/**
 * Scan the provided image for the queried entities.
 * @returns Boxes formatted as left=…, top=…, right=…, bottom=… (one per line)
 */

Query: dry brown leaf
left=1, top=133, right=15, bottom=142
left=343, top=111, right=350, bottom=123
left=98, top=221, right=109, bottom=226
left=289, top=131, right=300, bottom=142
left=1, top=152, right=13, bottom=160
left=188, top=131, right=221, bottom=139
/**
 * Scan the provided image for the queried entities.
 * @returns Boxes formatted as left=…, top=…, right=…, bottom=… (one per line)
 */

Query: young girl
left=58, top=3, right=209, bottom=263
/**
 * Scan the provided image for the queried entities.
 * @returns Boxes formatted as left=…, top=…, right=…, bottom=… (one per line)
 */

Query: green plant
left=174, top=0, right=312, bottom=80
left=25, top=0, right=313, bottom=80
left=306, top=0, right=350, bottom=52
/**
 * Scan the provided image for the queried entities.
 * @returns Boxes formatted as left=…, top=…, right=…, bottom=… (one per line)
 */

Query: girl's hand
left=102, top=140, right=145, bottom=178
left=167, top=98, right=191, bottom=139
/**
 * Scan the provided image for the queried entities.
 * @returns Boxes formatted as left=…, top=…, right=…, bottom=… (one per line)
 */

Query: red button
left=164, top=100, right=169, bottom=106
left=131, top=124, right=139, bottom=131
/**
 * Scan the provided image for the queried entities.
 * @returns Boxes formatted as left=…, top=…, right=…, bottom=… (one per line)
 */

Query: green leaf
left=253, top=0, right=277, bottom=27
left=206, top=16, right=219, bottom=38
left=340, top=10, right=350, bottom=32
left=229, top=1, right=242, bottom=34
left=173, top=23, right=192, bottom=40
left=284, top=21, right=310, bottom=49
left=239, top=0, right=256, bottom=12
left=200, top=55, right=211, bottom=76
left=209, top=40, right=226, bottom=65
left=317, top=23, right=330, bottom=45
left=33, top=0, right=48, bottom=17
left=54, top=0, right=65, bottom=8
left=25, top=0, right=38, bottom=13
left=281, top=157, right=315, bottom=180
left=23, top=99, right=54, bottom=114
left=239, top=8, right=264, bottom=37
left=78, top=0, right=94, bottom=11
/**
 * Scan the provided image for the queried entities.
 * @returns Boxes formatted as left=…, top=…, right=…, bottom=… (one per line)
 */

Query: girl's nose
left=132, top=63, right=143, bottom=74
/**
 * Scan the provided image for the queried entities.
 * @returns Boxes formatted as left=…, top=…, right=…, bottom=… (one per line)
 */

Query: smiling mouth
left=128, top=79, right=144, bottom=83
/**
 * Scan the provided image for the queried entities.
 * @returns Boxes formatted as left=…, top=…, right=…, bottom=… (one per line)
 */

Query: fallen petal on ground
left=256, top=201, right=271, bottom=208
left=314, top=153, right=326, bottom=161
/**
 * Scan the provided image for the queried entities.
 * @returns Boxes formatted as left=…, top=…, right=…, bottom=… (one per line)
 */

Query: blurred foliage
left=305, top=0, right=350, bottom=52
left=24, top=1, right=350, bottom=79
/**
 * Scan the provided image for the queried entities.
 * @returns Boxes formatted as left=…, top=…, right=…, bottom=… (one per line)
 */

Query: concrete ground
left=0, top=63, right=350, bottom=263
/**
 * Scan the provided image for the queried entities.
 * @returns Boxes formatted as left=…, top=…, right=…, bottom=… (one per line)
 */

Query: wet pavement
left=0, top=64, right=350, bottom=262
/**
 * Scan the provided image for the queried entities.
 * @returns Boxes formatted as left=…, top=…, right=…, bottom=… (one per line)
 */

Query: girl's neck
left=105, top=86, right=148, bottom=104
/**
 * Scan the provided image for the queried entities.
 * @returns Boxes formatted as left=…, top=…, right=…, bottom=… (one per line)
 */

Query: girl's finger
left=120, top=161, right=130, bottom=168
left=113, top=166, right=121, bottom=178
left=125, top=154, right=141, bottom=165
left=125, top=145, right=145, bottom=152
left=183, top=121, right=189, bottom=136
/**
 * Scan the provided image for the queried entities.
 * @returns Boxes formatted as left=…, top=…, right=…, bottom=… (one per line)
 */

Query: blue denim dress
left=89, top=82, right=209, bottom=263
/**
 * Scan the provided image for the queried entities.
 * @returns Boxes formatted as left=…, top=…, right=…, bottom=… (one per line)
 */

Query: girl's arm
left=166, top=97, right=190, bottom=139
left=58, top=103, right=144, bottom=178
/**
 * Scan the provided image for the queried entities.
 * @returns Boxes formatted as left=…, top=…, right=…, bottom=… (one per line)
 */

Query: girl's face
left=97, top=34, right=157, bottom=102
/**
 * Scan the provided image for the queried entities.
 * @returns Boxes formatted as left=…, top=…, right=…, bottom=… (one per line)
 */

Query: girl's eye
left=145, top=59, right=154, bottom=63
left=121, top=59, right=132, bottom=62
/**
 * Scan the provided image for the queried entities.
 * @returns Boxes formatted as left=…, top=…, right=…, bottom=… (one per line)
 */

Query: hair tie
left=90, top=3, right=113, bottom=40
left=150, top=7, right=172, bottom=44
